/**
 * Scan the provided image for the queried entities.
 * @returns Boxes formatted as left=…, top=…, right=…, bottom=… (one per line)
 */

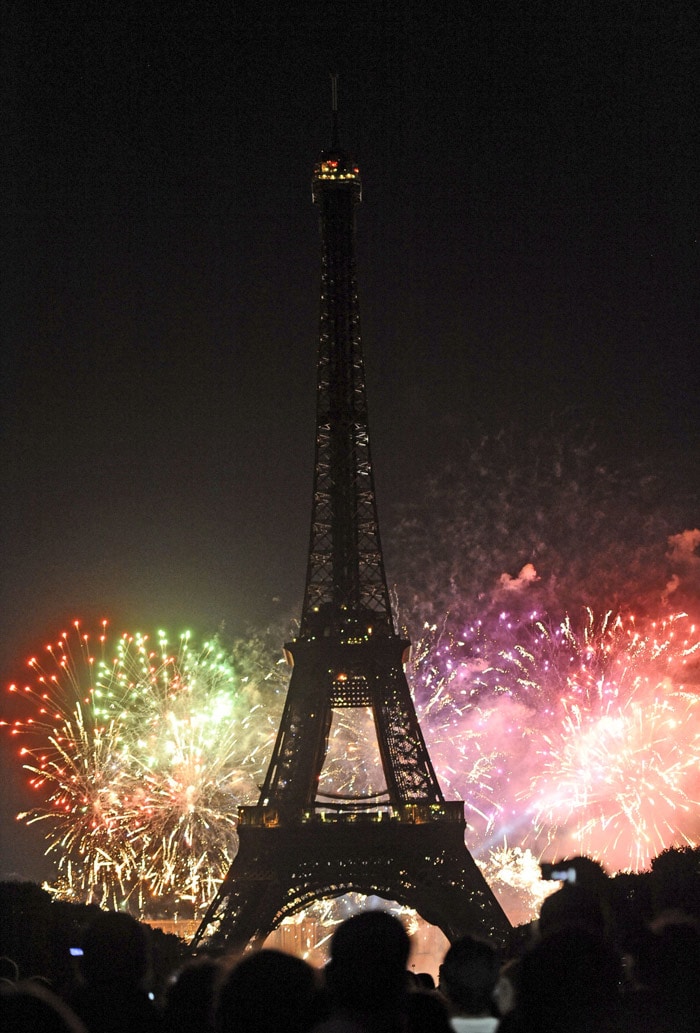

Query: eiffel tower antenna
left=191, top=87, right=512, bottom=955
left=330, top=72, right=339, bottom=148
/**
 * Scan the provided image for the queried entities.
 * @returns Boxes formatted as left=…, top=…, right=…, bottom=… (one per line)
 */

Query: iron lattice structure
left=192, top=103, right=511, bottom=954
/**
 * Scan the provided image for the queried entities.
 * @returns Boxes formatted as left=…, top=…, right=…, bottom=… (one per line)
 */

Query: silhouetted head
left=639, top=920, right=700, bottom=1031
left=650, top=846, right=700, bottom=921
left=163, top=956, right=222, bottom=1033
left=215, top=948, right=318, bottom=1033
left=325, top=910, right=411, bottom=1012
left=404, top=987, right=452, bottom=1033
left=0, top=956, right=19, bottom=984
left=539, top=882, right=606, bottom=938
left=1, top=980, right=87, bottom=1033
left=439, top=935, right=500, bottom=1016
left=79, top=910, right=151, bottom=988
left=518, top=927, right=620, bottom=1033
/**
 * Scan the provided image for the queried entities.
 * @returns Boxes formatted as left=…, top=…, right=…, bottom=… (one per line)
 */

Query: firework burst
left=407, top=620, right=505, bottom=832
left=476, top=844, right=559, bottom=927
left=4, top=623, right=285, bottom=911
left=410, top=608, right=700, bottom=871
left=521, top=612, right=700, bottom=869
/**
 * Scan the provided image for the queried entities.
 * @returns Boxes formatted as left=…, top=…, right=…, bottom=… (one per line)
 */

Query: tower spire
left=330, top=72, right=340, bottom=148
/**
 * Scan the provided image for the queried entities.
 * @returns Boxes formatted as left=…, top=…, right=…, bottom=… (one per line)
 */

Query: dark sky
left=1, top=1, right=698, bottom=879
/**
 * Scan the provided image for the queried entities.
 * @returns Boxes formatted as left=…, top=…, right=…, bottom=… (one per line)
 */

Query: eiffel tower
left=192, top=85, right=511, bottom=954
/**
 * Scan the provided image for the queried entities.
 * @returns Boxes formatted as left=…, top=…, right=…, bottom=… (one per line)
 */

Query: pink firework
left=523, top=612, right=700, bottom=870
left=409, top=610, right=700, bottom=871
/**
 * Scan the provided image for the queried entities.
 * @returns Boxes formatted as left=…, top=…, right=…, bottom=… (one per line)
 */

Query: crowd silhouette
left=1, top=847, right=698, bottom=1033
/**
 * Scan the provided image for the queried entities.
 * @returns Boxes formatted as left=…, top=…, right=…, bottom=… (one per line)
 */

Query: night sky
left=2, top=2, right=698, bottom=880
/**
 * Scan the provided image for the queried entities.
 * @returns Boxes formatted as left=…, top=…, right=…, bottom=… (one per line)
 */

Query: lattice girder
left=191, top=813, right=511, bottom=955
left=258, top=636, right=443, bottom=810
left=301, top=181, right=394, bottom=638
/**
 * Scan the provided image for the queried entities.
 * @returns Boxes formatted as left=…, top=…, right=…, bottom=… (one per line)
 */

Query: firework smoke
left=388, top=427, right=699, bottom=632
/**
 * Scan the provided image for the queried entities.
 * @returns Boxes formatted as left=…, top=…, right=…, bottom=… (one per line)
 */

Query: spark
left=477, top=844, right=559, bottom=927
left=521, top=612, right=700, bottom=870
left=6, top=622, right=284, bottom=910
